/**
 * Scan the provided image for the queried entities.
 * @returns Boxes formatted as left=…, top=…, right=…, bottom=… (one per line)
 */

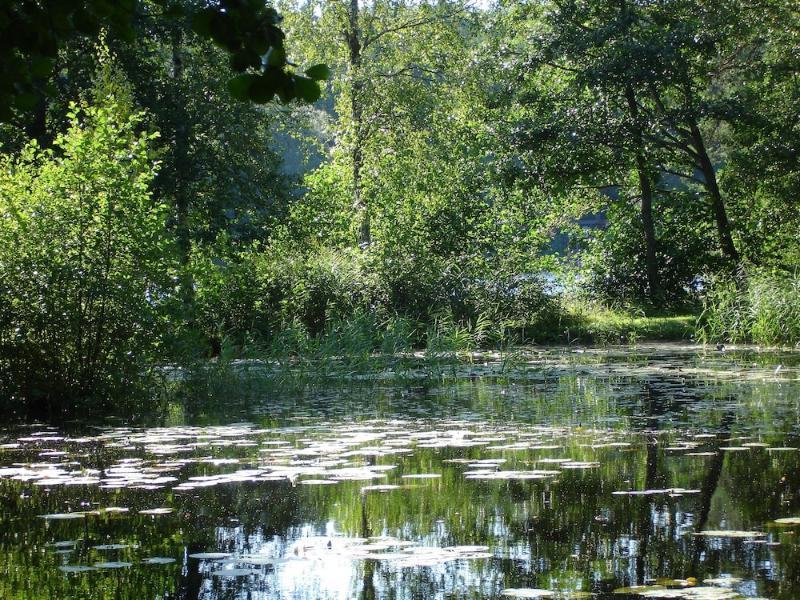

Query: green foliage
left=187, top=240, right=561, bottom=355
left=3, top=0, right=800, bottom=417
left=698, top=270, right=800, bottom=347
left=560, top=306, right=695, bottom=345
left=581, top=190, right=722, bottom=309
left=0, top=96, right=174, bottom=412
left=0, top=0, right=325, bottom=123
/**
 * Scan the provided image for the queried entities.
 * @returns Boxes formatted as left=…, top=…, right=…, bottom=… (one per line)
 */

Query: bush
left=0, top=99, right=173, bottom=413
left=254, top=244, right=388, bottom=337
left=189, top=240, right=562, bottom=352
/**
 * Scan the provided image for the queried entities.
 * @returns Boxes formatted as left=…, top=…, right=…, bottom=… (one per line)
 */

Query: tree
left=281, top=0, right=471, bottom=247
left=32, top=12, right=298, bottom=330
left=0, top=0, right=327, bottom=124
left=719, top=0, right=800, bottom=268
left=106, top=9, right=294, bottom=320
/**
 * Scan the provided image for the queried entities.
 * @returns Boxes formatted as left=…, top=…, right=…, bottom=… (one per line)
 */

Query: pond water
left=2, top=344, right=800, bottom=599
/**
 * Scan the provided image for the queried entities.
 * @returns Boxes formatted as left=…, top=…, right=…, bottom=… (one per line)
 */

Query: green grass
left=559, top=310, right=696, bottom=345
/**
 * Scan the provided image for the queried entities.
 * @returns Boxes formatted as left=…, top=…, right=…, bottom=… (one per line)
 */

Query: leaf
left=266, top=46, right=286, bottom=67
left=230, top=51, right=261, bottom=72
left=13, top=92, right=38, bottom=111
left=227, top=74, right=258, bottom=101
left=248, top=75, right=279, bottom=103
left=31, top=57, right=54, bottom=79
left=294, top=76, right=321, bottom=103
left=305, top=64, right=331, bottom=81
left=191, top=9, right=214, bottom=37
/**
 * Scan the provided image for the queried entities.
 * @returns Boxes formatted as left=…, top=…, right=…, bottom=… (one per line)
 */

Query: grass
left=565, top=311, right=696, bottom=345
left=697, top=269, right=800, bottom=347
left=529, top=299, right=697, bottom=345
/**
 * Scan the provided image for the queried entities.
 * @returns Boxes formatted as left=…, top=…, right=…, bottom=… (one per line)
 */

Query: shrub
left=0, top=99, right=173, bottom=413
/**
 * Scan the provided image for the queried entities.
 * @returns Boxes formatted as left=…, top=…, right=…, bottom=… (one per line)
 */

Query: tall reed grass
left=697, top=270, right=800, bottom=346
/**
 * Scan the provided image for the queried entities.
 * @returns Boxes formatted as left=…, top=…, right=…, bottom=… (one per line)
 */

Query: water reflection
left=1, top=345, right=799, bottom=599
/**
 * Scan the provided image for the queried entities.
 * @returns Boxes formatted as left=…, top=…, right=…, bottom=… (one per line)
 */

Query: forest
left=1, top=0, right=799, bottom=414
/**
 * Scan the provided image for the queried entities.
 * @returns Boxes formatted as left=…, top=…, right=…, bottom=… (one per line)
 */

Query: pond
left=2, top=344, right=800, bottom=599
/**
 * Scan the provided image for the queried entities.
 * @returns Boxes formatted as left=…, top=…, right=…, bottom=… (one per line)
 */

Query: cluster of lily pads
left=1, top=405, right=798, bottom=597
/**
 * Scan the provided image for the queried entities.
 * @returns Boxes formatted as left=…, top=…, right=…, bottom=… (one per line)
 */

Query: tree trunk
left=171, top=28, right=195, bottom=321
left=688, top=120, right=739, bottom=263
left=347, top=0, right=370, bottom=246
left=624, top=85, right=660, bottom=302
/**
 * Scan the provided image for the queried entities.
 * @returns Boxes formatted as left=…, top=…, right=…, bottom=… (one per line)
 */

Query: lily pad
left=142, top=557, right=176, bottom=564
left=211, top=568, right=260, bottom=577
left=693, top=530, right=766, bottom=538
left=188, top=552, right=232, bottom=560
left=138, top=508, right=173, bottom=515
left=59, top=565, right=98, bottom=573
left=299, top=479, right=338, bottom=485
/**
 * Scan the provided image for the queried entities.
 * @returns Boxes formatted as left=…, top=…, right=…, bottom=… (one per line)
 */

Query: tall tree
left=281, top=0, right=470, bottom=247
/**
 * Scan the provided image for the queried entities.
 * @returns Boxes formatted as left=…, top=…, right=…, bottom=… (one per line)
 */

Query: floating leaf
left=693, top=530, right=766, bottom=538
left=143, top=557, right=176, bottom=565
left=501, top=589, right=555, bottom=598
left=211, top=568, right=260, bottom=577
left=39, top=513, right=87, bottom=520
left=59, top=565, right=98, bottom=573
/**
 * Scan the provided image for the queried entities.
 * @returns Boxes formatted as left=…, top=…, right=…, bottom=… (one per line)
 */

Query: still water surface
left=2, top=345, right=800, bottom=599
